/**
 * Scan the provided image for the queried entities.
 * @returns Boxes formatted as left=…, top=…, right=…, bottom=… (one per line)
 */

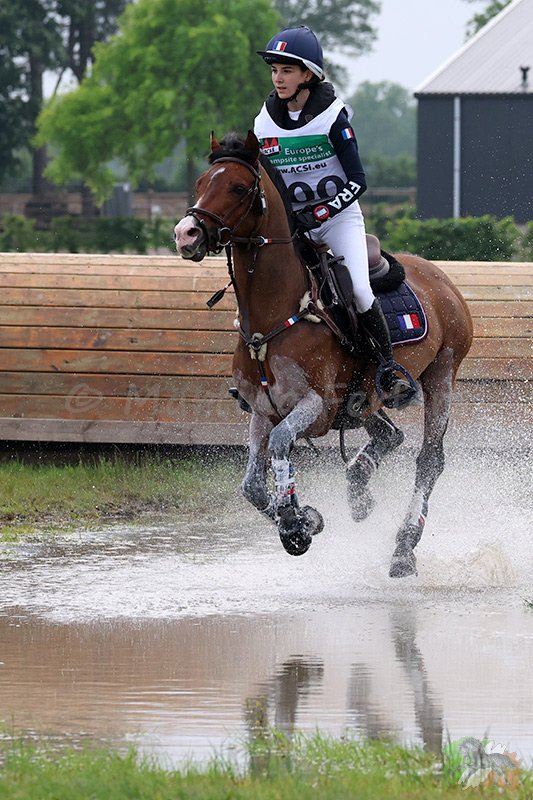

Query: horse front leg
left=346, top=410, right=405, bottom=521
left=389, top=348, right=454, bottom=578
left=242, top=412, right=275, bottom=519
left=268, top=390, right=325, bottom=556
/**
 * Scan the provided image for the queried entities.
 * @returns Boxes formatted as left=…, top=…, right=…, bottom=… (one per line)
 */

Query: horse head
left=174, top=131, right=264, bottom=261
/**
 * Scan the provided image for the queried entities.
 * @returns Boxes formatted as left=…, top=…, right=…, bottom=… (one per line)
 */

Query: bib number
left=289, top=175, right=345, bottom=204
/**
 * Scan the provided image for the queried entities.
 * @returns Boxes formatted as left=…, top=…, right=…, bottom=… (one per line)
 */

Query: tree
left=37, top=0, right=279, bottom=203
left=346, top=81, right=416, bottom=159
left=273, top=0, right=380, bottom=57
left=0, top=0, right=129, bottom=207
left=55, top=0, right=129, bottom=85
left=463, top=0, right=512, bottom=37
left=0, top=0, right=63, bottom=192
left=273, top=0, right=380, bottom=85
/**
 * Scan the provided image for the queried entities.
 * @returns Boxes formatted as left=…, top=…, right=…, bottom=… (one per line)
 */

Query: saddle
left=296, top=233, right=426, bottom=429
left=296, top=232, right=407, bottom=355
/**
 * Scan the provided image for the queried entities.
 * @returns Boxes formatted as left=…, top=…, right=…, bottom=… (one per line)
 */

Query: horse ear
left=244, top=130, right=260, bottom=163
left=210, top=131, right=221, bottom=152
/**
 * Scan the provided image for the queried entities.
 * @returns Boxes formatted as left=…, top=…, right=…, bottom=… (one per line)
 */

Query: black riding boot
left=359, top=299, right=416, bottom=408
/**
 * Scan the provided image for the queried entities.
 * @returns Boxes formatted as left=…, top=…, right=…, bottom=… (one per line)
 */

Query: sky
left=336, top=0, right=479, bottom=94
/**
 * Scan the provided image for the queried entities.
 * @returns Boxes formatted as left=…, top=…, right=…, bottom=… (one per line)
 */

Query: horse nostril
left=187, top=227, right=198, bottom=237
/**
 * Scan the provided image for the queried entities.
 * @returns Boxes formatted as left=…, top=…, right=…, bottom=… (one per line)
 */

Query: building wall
left=417, top=94, right=533, bottom=223
left=416, top=97, right=455, bottom=218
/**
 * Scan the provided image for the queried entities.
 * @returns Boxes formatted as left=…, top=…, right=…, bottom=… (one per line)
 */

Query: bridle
left=185, top=157, right=267, bottom=255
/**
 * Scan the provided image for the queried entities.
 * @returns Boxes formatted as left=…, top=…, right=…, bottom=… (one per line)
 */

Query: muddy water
left=0, top=443, right=532, bottom=768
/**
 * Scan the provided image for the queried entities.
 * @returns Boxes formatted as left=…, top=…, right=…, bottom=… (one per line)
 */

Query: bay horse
left=174, top=131, right=473, bottom=578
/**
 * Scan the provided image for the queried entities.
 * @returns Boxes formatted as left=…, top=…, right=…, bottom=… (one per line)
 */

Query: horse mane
left=208, top=132, right=257, bottom=166
left=209, top=133, right=295, bottom=233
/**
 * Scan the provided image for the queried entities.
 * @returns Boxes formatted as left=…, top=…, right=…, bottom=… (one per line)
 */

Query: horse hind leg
left=347, top=410, right=405, bottom=522
left=269, top=390, right=325, bottom=556
left=389, top=348, right=454, bottom=578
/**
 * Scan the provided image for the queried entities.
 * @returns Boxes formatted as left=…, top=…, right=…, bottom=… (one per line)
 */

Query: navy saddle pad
left=376, top=281, right=428, bottom=345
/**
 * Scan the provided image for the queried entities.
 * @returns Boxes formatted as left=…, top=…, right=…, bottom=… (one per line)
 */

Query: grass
left=0, top=449, right=241, bottom=540
left=0, top=733, right=530, bottom=799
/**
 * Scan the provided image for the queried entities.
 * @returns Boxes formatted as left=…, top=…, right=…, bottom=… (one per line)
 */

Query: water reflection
left=389, top=609, right=443, bottom=752
left=0, top=602, right=532, bottom=766
left=244, top=656, right=324, bottom=737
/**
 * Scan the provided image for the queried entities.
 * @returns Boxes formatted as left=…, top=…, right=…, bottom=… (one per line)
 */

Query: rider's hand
left=294, top=203, right=331, bottom=231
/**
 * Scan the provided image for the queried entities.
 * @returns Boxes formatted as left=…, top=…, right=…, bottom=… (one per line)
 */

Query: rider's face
left=270, top=63, right=313, bottom=100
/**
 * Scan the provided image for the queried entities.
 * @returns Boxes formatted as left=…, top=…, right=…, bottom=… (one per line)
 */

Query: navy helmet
left=257, top=26, right=324, bottom=80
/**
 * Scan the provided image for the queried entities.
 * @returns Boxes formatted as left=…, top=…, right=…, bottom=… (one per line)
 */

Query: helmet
left=257, top=26, right=324, bottom=80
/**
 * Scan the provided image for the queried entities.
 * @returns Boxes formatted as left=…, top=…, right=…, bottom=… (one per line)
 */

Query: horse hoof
left=278, top=506, right=313, bottom=556
left=389, top=547, right=418, bottom=578
left=299, top=505, right=324, bottom=536
left=348, top=488, right=375, bottom=522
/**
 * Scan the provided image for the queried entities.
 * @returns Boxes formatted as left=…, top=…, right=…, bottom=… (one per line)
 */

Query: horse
left=174, top=131, right=473, bottom=578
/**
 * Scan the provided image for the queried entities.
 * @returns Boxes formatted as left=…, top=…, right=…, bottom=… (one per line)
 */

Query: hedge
left=1, top=212, right=532, bottom=261
left=0, top=215, right=175, bottom=254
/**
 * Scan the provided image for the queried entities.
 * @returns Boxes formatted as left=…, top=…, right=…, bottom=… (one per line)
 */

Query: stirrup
left=375, top=362, right=417, bottom=409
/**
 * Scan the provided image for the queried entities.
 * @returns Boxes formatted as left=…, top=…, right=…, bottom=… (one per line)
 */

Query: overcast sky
left=336, top=0, right=480, bottom=94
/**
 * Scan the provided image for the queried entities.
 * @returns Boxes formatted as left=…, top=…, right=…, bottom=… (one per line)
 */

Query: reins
left=198, top=155, right=330, bottom=420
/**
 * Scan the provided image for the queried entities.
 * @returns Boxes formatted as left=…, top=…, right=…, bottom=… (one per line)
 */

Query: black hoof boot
left=278, top=505, right=320, bottom=556
left=389, top=545, right=417, bottom=578
left=389, top=524, right=421, bottom=578
left=299, top=505, right=324, bottom=536
left=347, top=457, right=375, bottom=522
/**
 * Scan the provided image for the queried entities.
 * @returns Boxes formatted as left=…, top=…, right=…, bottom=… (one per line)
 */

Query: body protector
left=254, top=85, right=365, bottom=217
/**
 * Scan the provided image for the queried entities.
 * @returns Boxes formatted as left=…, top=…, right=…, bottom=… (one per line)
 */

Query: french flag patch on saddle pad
left=376, top=282, right=428, bottom=345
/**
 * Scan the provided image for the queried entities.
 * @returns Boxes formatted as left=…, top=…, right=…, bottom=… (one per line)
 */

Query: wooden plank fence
left=0, top=253, right=531, bottom=444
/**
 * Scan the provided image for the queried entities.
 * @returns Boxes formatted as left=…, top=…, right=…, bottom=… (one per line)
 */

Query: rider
left=254, top=25, right=413, bottom=407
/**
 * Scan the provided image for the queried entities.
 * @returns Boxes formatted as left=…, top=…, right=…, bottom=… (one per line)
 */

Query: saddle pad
left=376, top=281, right=428, bottom=345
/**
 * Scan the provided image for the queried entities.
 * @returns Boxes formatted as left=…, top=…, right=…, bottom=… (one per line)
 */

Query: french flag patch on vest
left=341, top=127, right=355, bottom=140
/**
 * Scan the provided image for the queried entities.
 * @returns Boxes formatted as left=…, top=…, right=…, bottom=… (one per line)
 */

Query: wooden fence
left=0, top=253, right=531, bottom=444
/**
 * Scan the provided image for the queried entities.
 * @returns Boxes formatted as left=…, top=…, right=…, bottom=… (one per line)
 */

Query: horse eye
left=231, top=184, right=247, bottom=196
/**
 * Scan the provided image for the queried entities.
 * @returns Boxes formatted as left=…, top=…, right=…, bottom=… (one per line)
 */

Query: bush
left=1, top=212, right=530, bottom=260
left=382, top=214, right=521, bottom=260
left=520, top=221, right=533, bottom=261
left=365, top=203, right=415, bottom=240
left=0, top=215, right=177, bottom=254
left=0, top=214, right=40, bottom=251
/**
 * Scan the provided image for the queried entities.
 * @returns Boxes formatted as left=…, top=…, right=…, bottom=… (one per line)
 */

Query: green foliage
left=273, top=0, right=380, bottom=57
left=382, top=215, right=521, bottom=261
left=521, top=221, right=533, bottom=260
left=463, top=0, right=512, bottom=38
left=2, top=212, right=530, bottom=260
left=0, top=732, right=531, bottom=798
left=37, top=0, right=279, bottom=202
left=364, top=202, right=415, bottom=240
left=0, top=214, right=39, bottom=251
left=364, top=153, right=416, bottom=187
left=0, top=0, right=64, bottom=182
left=0, top=214, right=177, bottom=253
left=0, top=453, right=237, bottom=532
left=348, top=81, right=416, bottom=159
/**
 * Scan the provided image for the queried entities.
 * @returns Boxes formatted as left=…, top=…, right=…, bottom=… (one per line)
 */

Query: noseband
left=186, top=157, right=265, bottom=254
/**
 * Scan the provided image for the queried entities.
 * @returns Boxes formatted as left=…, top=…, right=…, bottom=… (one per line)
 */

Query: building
left=415, top=0, right=533, bottom=223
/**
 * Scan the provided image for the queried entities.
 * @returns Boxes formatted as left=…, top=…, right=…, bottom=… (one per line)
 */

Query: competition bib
left=255, top=99, right=348, bottom=207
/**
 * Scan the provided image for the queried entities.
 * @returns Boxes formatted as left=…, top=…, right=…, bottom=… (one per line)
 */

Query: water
left=0, top=443, right=531, bottom=768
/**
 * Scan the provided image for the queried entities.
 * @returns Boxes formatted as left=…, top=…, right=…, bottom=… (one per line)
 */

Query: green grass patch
left=0, top=452, right=240, bottom=539
left=0, top=733, right=530, bottom=799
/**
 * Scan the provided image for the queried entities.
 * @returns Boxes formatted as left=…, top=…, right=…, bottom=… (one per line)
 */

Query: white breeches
left=307, top=201, right=375, bottom=313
